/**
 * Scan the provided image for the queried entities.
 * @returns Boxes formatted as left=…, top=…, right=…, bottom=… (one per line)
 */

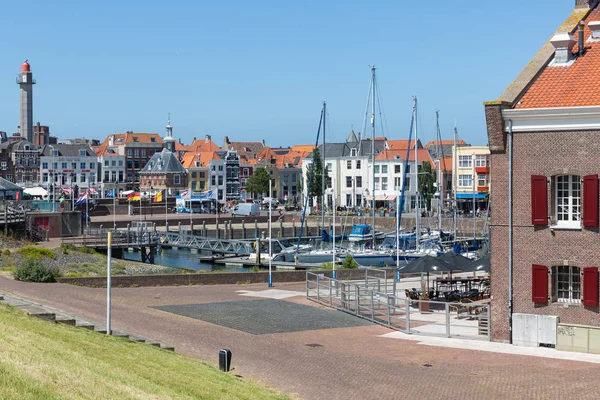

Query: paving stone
left=152, top=299, right=373, bottom=335
left=19, top=305, right=56, bottom=322
left=75, top=321, right=95, bottom=330
left=160, top=343, right=175, bottom=351
left=55, top=313, right=77, bottom=326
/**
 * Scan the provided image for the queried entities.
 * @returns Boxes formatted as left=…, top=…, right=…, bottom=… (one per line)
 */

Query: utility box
left=513, top=313, right=558, bottom=347
left=219, top=349, right=232, bottom=372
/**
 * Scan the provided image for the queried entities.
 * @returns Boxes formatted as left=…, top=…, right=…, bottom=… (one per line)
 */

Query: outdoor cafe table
left=434, top=277, right=489, bottom=296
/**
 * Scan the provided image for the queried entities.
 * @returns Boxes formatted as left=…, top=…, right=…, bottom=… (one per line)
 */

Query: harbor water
left=122, top=247, right=252, bottom=273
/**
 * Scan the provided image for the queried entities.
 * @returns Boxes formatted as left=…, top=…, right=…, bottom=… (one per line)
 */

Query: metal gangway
left=71, top=227, right=256, bottom=255
left=306, top=269, right=490, bottom=340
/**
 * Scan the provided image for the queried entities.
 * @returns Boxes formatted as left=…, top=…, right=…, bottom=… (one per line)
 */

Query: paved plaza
left=1, top=275, right=599, bottom=399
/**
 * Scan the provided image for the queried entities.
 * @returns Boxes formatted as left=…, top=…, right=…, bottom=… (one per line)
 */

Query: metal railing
left=306, top=271, right=490, bottom=340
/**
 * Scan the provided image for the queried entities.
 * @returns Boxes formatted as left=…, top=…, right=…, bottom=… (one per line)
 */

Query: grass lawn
left=0, top=304, right=288, bottom=400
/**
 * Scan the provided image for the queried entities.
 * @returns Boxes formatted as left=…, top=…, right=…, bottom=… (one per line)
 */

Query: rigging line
left=359, top=72, right=373, bottom=153
left=295, top=108, right=323, bottom=256
left=374, top=76, right=389, bottom=139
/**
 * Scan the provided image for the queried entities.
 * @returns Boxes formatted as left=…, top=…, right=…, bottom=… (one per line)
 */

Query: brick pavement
left=1, top=276, right=599, bottom=399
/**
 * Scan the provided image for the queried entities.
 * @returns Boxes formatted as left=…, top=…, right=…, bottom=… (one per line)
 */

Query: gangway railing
left=306, top=271, right=490, bottom=340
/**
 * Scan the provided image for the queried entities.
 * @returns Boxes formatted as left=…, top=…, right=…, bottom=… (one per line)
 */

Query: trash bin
left=219, top=349, right=232, bottom=372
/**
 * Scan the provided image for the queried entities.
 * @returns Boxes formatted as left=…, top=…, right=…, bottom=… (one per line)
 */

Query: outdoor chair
left=450, top=298, right=473, bottom=319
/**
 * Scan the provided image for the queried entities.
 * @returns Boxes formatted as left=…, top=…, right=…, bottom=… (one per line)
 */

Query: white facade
left=208, top=158, right=226, bottom=204
left=40, top=150, right=99, bottom=191
left=302, top=155, right=415, bottom=210
left=98, top=154, right=127, bottom=197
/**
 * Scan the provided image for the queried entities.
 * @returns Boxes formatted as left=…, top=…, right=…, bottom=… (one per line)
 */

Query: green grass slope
left=0, top=304, right=287, bottom=400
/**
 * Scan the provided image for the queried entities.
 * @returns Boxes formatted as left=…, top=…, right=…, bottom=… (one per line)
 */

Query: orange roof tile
left=375, top=148, right=433, bottom=165
left=423, top=139, right=466, bottom=148
left=386, top=139, right=421, bottom=150
left=181, top=151, right=220, bottom=168
left=186, top=138, right=221, bottom=153
left=516, top=7, right=600, bottom=109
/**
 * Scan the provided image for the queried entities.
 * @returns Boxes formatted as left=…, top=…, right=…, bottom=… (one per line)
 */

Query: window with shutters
left=554, top=175, right=581, bottom=228
left=552, top=265, right=581, bottom=303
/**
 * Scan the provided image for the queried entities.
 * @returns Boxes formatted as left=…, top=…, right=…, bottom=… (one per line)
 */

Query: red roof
left=386, top=139, right=420, bottom=150
left=423, top=139, right=466, bottom=148
left=375, top=148, right=433, bottom=165
left=516, top=7, right=600, bottom=109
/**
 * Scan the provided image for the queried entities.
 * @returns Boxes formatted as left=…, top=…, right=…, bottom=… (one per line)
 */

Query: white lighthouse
left=17, top=60, right=35, bottom=142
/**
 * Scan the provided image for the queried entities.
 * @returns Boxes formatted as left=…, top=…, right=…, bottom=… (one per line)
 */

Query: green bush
left=17, top=246, right=56, bottom=260
left=60, top=244, right=76, bottom=255
left=342, top=254, right=359, bottom=269
left=77, top=246, right=97, bottom=255
left=13, top=258, right=60, bottom=283
left=3, top=249, right=11, bottom=256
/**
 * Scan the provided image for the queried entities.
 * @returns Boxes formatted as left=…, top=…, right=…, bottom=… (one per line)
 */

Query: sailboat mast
left=453, top=125, right=458, bottom=240
left=322, top=101, right=326, bottom=231
left=414, top=97, right=420, bottom=248
left=435, top=111, right=442, bottom=235
left=371, top=66, right=376, bottom=246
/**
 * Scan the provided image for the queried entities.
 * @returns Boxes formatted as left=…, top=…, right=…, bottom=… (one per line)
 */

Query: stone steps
left=0, top=291, right=175, bottom=352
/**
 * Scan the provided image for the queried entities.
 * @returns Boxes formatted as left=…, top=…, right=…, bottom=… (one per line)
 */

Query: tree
left=245, top=167, right=271, bottom=198
left=305, top=148, right=329, bottom=207
left=418, top=161, right=437, bottom=211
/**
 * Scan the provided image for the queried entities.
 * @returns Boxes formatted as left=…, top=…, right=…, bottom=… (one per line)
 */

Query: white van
left=232, top=203, right=261, bottom=217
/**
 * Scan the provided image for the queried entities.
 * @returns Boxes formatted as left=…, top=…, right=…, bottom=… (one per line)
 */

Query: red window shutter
left=532, top=264, right=548, bottom=303
left=583, top=267, right=599, bottom=307
left=583, top=175, right=599, bottom=227
left=531, top=175, right=548, bottom=225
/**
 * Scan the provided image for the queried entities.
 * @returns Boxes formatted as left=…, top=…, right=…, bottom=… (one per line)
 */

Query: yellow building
left=181, top=152, right=217, bottom=193
left=452, top=145, right=490, bottom=213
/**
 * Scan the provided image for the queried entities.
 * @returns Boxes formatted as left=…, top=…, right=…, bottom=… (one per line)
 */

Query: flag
left=153, top=190, right=163, bottom=203
left=203, top=190, right=217, bottom=199
left=75, top=191, right=88, bottom=206
left=106, top=189, right=115, bottom=198
left=180, top=189, right=190, bottom=199
left=127, top=192, right=141, bottom=201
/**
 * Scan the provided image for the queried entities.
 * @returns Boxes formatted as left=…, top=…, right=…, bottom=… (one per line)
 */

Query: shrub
left=3, top=249, right=11, bottom=256
left=17, top=246, right=56, bottom=260
left=60, top=244, right=76, bottom=255
left=342, top=254, right=359, bottom=269
left=13, top=257, right=60, bottom=283
left=77, top=246, right=97, bottom=255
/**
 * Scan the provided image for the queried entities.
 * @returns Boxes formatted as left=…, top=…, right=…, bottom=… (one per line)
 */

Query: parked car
left=232, top=203, right=261, bottom=217
left=261, top=197, right=279, bottom=207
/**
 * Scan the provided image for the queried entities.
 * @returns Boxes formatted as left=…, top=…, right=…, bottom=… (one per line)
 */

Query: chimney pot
left=205, top=134, right=211, bottom=143
left=550, top=32, right=576, bottom=65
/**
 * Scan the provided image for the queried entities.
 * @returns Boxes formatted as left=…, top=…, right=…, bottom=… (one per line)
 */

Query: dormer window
left=150, top=137, right=156, bottom=142
left=52, top=150, right=59, bottom=157
left=351, top=148, right=357, bottom=157
left=79, top=149, right=86, bottom=157
left=132, top=137, right=139, bottom=142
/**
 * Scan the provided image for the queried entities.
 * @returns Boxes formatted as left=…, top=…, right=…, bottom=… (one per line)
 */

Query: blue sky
left=0, top=1, right=572, bottom=147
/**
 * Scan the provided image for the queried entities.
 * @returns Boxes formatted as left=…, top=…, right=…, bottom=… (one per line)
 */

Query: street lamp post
left=49, top=145, right=55, bottom=212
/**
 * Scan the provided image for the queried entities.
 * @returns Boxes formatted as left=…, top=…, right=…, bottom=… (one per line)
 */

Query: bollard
left=279, top=219, right=284, bottom=237
left=219, top=349, right=232, bottom=372
left=254, top=219, right=258, bottom=238
left=178, top=222, right=181, bottom=234
left=242, top=220, right=246, bottom=238
left=292, top=219, right=297, bottom=237
left=202, top=221, right=207, bottom=237
left=216, top=221, right=220, bottom=239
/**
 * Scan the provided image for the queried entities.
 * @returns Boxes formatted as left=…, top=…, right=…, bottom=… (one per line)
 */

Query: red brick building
left=485, top=0, right=600, bottom=349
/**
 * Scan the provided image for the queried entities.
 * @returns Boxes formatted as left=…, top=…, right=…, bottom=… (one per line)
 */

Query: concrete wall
left=56, top=268, right=390, bottom=288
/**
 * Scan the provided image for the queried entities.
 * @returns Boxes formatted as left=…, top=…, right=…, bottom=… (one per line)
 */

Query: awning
left=24, top=187, right=48, bottom=197
left=121, top=190, right=134, bottom=196
left=456, top=193, right=488, bottom=200
left=363, top=195, right=396, bottom=201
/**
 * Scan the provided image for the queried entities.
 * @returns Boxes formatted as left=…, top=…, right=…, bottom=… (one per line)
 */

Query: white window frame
left=458, top=155, right=472, bottom=168
left=174, top=175, right=181, bottom=185
left=477, top=174, right=487, bottom=187
left=381, top=177, right=388, bottom=190
left=356, top=160, right=361, bottom=169
left=552, top=265, right=581, bottom=303
left=475, top=155, right=488, bottom=167
left=347, top=160, right=352, bottom=169
left=554, top=175, right=581, bottom=228
left=458, top=174, right=473, bottom=187
left=374, top=177, right=380, bottom=190
left=382, top=165, right=388, bottom=174
left=350, top=148, right=357, bottom=157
